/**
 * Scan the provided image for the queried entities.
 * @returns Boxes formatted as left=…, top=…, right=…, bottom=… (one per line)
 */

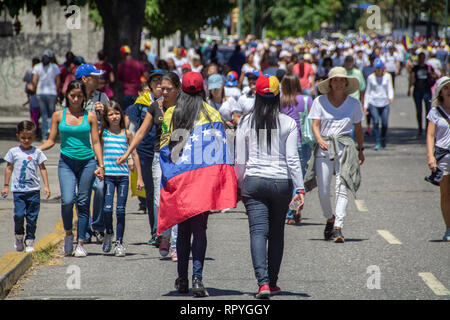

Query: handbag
left=298, top=96, right=316, bottom=149
left=424, top=107, right=450, bottom=186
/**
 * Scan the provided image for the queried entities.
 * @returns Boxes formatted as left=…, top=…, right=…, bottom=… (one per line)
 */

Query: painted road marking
left=377, top=230, right=402, bottom=244
left=418, top=272, right=450, bottom=296
left=355, top=199, right=368, bottom=212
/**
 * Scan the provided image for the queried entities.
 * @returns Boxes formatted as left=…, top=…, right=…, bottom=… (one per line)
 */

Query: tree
left=266, top=0, right=342, bottom=37
left=144, top=0, right=234, bottom=41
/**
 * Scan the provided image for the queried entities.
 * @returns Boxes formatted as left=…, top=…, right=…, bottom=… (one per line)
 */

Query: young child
left=101, top=101, right=144, bottom=256
left=2, top=121, right=50, bottom=253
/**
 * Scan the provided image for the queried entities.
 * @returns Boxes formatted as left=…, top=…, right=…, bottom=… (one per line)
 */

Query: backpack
left=298, top=96, right=316, bottom=148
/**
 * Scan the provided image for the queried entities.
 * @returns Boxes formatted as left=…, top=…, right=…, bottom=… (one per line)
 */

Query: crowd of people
left=2, top=33, right=450, bottom=298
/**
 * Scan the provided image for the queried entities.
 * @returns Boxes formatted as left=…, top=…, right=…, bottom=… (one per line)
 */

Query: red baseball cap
left=256, top=75, right=280, bottom=97
left=182, top=72, right=203, bottom=94
left=181, top=63, right=192, bottom=70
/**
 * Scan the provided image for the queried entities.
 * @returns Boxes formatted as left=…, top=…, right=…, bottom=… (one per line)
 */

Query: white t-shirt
left=427, top=58, right=442, bottom=77
left=32, top=63, right=60, bottom=96
left=4, top=147, right=47, bottom=192
left=235, top=93, right=255, bottom=115
left=382, top=52, right=401, bottom=73
left=308, top=95, right=364, bottom=136
left=427, top=107, right=450, bottom=173
left=224, top=87, right=242, bottom=102
left=172, top=56, right=188, bottom=74
left=207, top=96, right=237, bottom=122
left=427, top=107, right=450, bottom=150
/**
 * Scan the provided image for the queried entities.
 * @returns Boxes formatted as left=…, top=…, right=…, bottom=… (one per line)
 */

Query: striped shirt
left=103, top=129, right=129, bottom=176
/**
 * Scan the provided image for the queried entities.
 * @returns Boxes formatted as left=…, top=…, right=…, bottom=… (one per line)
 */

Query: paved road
left=3, top=75, right=450, bottom=300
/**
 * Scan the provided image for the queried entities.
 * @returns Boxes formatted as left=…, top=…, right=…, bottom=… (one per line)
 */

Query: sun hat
left=279, top=50, right=291, bottom=59
left=225, top=71, right=239, bottom=87
left=303, top=53, right=312, bottom=61
left=432, top=76, right=450, bottom=107
left=182, top=72, right=203, bottom=94
left=316, top=66, right=360, bottom=95
left=208, top=73, right=223, bottom=90
left=75, top=64, right=105, bottom=79
left=255, top=75, right=280, bottom=97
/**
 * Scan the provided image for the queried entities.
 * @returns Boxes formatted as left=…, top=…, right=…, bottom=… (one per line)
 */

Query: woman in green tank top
left=38, top=80, right=105, bottom=257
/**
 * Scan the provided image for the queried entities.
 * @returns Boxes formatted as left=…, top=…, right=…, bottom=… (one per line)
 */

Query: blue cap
left=75, top=64, right=105, bottom=79
left=208, top=74, right=223, bottom=90
left=148, top=69, right=166, bottom=81
left=374, top=58, right=384, bottom=68
left=245, top=70, right=262, bottom=79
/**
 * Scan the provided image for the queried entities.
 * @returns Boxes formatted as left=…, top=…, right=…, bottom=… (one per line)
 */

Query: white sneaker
left=64, top=234, right=74, bottom=256
left=114, top=242, right=126, bottom=257
left=25, top=239, right=35, bottom=253
left=14, top=234, right=24, bottom=252
left=73, top=245, right=87, bottom=257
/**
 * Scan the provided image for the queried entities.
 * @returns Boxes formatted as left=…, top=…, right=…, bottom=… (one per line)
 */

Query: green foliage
left=266, top=0, right=342, bottom=37
left=144, top=0, right=234, bottom=39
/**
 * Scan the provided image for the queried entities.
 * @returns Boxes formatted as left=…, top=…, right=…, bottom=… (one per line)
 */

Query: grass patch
left=32, top=244, right=59, bottom=265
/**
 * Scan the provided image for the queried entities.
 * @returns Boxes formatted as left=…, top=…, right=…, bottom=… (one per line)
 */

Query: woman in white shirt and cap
left=235, top=75, right=305, bottom=299
left=304, top=66, right=365, bottom=243
left=426, top=76, right=450, bottom=241
left=363, top=58, right=394, bottom=150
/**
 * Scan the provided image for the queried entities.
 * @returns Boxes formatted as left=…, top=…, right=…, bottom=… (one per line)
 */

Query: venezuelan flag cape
left=157, top=102, right=237, bottom=234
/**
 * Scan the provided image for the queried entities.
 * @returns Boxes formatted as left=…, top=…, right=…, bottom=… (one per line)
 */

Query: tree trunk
left=95, top=0, right=146, bottom=68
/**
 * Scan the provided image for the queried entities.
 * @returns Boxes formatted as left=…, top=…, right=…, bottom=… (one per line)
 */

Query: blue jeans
left=36, top=94, right=57, bottom=140
left=286, top=143, right=310, bottom=219
left=140, top=156, right=156, bottom=238
left=58, top=154, right=97, bottom=242
left=103, top=176, right=129, bottom=242
left=369, top=105, right=389, bottom=145
left=242, top=176, right=293, bottom=287
left=90, top=177, right=105, bottom=233
left=13, top=191, right=40, bottom=240
left=177, top=212, right=209, bottom=279
left=413, top=90, right=432, bottom=132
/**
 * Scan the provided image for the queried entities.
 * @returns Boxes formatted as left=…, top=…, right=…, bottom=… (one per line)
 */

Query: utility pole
left=446, top=0, right=448, bottom=43
left=238, top=0, right=243, bottom=39
left=251, top=0, right=255, bottom=36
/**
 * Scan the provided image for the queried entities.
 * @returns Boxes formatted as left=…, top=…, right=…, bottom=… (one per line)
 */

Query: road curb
left=0, top=217, right=77, bottom=299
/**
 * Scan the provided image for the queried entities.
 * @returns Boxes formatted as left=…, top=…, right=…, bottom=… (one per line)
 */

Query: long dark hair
left=169, top=90, right=212, bottom=154
left=241, top=94, right=280, bottom=151
left=65, top=80, right=87, bottom=109
left=281, top=74, right=302, bottom=108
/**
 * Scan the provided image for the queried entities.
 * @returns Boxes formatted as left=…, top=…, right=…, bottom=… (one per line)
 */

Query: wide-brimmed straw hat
left=432, top=76, right=450, bottom=107
left=317, top=66, right=360, bottom=95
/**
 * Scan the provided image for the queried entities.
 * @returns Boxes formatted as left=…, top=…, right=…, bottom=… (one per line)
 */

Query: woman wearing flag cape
left=158, top=72, right=237, bottom=297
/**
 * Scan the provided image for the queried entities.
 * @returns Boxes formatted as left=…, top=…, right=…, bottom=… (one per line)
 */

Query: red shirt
left=293, top=62, right=315, bottom=90
left=117, top=58, right=146, bottom=96
left=94, top=61, right=114, bottom=83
